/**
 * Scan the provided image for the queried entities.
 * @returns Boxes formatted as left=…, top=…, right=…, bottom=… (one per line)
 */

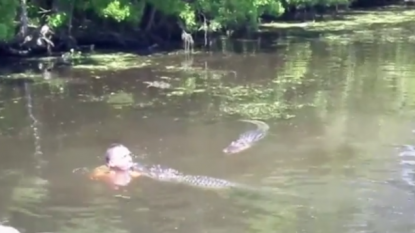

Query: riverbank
left=3, top=4, right=414, bottom=74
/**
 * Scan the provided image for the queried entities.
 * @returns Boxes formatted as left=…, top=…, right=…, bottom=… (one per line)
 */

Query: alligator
left=102, top=143, right=299, bottom=198
left=223, top=120, right=270, bottom=154
left=131, top=163, right=248, bottom=190
left=105, top=144, right=259, bottom=191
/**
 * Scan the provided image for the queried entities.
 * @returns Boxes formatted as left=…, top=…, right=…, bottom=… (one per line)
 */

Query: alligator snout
left=223, top=140, right=251, bottom=154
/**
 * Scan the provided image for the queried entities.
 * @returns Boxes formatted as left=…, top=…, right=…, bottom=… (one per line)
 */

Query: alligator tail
left=239, top=120, right=270, bottom=132
left=229, top=183, right=301, bottom=200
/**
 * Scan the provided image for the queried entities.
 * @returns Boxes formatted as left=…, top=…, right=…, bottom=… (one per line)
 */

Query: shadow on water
left=3, top=21, right=415, bottom=233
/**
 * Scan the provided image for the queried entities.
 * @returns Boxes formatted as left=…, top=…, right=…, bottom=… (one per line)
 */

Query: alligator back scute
left=176, top=175, right=239, bottom=189
left=132, top=162, right=246, bottom=189
left=133, top=163, right=183, bottom=181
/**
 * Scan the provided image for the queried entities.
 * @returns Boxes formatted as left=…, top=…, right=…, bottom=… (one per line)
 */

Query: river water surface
left=1, top=23, right=415, bottom=233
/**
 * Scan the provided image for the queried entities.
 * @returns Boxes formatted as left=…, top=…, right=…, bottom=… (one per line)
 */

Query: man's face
left=105, top=144, right=134, bottom=171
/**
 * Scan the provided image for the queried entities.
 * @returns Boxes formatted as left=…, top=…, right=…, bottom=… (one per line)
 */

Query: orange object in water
left=89, top=165, right=141, bottom=187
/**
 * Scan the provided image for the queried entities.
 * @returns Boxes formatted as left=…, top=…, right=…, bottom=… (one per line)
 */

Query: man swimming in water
left=104, top=144, right=258, bottom=191
left=90, top=144, right=140, bottom=189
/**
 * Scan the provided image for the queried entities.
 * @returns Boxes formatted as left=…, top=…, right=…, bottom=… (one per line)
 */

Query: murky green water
left=2, top=25, right=415, bottom=233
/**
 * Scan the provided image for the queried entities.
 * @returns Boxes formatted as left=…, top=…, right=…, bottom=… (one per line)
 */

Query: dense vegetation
left=0, top=0, right=407, bottom=56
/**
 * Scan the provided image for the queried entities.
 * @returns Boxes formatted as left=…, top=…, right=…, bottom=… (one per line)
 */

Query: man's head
left=105, top=144, right=134, bottom=171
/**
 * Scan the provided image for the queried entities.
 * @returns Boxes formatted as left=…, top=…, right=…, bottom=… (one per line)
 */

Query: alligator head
left=223, top=139, right=252, bottom=154
left=223, top=130, right=266, bottom=154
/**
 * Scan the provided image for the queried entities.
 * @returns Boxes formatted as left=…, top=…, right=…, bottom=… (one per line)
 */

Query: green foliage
left=0, top=0, right=18, bottom=41
left=0, top=0, right=384, bottom=42
left=179, top=3, right=197, bottom=29
left=90, top=0, right=132, bottom=22
left=151, top=0, right=184, bottom=15
left=47, top=12, right=68, bottom=28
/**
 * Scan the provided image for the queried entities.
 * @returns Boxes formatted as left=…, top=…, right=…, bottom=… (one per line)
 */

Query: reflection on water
left=24, top=82, right=44, bottom=168
left=2, top=26, right=415, bottom=233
